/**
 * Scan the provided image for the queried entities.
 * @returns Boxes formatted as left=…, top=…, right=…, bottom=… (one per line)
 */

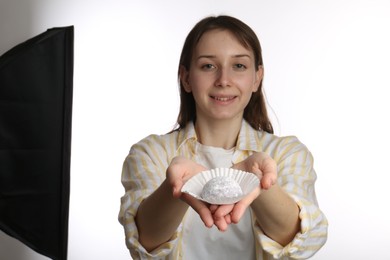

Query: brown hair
left=175, top=15, right=273, bottom=134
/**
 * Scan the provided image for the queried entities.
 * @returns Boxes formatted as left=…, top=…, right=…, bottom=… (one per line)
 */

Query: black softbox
left=0, top=26, right=74, bottom=260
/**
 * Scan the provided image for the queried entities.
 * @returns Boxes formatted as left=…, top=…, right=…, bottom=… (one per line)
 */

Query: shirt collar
left=177, top=121, right=197, bottom=145
left=176, top=122, right=197, bottom=155
left=177, top=120, right=262, bottom=153
left=236, top=120, right=263, bottom=152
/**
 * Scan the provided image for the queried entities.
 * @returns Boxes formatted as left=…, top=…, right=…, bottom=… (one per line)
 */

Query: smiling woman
left=180, top=29, right=262, bottom=130
left=118, top=15, right=328, bottom=260
left=176, top=16, right=273, bottom=136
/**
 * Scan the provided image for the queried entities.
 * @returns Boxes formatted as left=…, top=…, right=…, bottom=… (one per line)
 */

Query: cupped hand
left=210, top=152, right=278, bottom=226
left=165, top=156, right=214, bottom=227
left=166, top=156, right=207, bottom=197
left=233, top=152, right=277, bottom=190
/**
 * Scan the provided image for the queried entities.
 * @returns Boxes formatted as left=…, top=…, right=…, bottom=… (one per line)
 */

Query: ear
left=252, top=65, right=264, bottom=92
left=179, top=65, right=192, bottom=93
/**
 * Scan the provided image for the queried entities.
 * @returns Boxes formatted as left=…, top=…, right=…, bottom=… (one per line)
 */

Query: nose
left=215, top=67, right=231, bottom=87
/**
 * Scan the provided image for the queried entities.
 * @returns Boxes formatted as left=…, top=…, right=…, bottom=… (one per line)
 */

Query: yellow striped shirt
left=118, top=120, right=328, bottom=259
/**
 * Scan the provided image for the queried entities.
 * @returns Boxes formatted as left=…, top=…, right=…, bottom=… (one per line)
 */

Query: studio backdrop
left=0, top=26, right=74, bottom=260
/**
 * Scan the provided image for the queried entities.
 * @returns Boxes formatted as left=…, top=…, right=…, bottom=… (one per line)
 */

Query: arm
left=118, top=137, right=185, bottom=258
left=136, top=156, right=210, bottom=252
left=262, top=138, right=328, bottom=258
left=245, top=138, right=328, bottom=258
left=209, top=136, right=328, bottom=258
left=136, top=179, right=188, bottom=252
left=231, top=152, right=300, bottom=246
left=250, top=183, right=300, bottom=246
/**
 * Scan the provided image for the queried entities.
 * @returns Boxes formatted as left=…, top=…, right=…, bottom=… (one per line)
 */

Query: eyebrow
left=196, top=54, right=251, bottom=60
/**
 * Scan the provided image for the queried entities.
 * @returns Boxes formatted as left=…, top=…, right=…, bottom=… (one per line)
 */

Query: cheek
left=238, top=77, right=258, bottom=93
left=189, top=73, right=211, bottom=90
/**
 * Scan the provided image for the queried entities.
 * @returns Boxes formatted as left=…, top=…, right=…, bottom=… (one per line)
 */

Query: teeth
left=214, top=96, right=233, bottom=101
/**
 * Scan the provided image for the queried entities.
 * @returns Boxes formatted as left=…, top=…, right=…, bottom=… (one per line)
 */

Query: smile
left=211, top=96, right=236, bottom=101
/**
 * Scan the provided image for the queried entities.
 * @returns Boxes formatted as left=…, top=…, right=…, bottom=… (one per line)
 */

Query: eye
left=234, top=63, right=247, bottom=70
left=201, top=64, right=215, bottom=70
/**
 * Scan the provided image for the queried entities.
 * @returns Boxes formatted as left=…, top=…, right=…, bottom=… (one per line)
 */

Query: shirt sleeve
left=254, top=136, right=328, bottom=259
left=118, top=135, right=181, bottom=259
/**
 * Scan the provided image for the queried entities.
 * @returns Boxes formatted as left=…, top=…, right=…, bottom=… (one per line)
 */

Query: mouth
left=210, top=96, right=236, bottom=102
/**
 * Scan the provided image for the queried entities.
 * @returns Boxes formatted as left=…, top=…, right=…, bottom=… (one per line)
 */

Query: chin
left=211, top=114, right=242, bottom=121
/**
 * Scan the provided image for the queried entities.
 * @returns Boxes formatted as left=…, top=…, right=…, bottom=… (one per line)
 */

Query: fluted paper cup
left=181, top=167, right=260, bottom=204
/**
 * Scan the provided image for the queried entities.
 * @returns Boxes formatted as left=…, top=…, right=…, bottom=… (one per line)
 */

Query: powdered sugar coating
left=201, top=176, right=243, bottom=203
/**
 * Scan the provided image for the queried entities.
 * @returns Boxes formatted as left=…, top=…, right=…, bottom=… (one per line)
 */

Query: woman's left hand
left=234, top=152, right=277, bottom=190
left=212, top=152, right=278, bottom=228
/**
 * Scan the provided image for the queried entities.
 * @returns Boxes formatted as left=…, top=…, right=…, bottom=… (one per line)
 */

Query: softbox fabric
left=0, top=26, right=74, bottom=260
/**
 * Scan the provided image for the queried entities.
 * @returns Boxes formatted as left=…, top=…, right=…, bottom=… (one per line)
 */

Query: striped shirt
left=118, top=120, right=328, bottom=259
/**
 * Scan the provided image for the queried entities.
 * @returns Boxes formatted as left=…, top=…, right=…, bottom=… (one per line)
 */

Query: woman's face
left=181, top=29, right=262, bottom=124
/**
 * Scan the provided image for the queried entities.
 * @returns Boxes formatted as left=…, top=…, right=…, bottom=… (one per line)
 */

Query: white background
left=1, top=0, right=390, bottom=259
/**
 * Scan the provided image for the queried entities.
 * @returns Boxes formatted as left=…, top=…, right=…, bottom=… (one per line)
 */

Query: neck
left=194, top=117, right=242, bottom=149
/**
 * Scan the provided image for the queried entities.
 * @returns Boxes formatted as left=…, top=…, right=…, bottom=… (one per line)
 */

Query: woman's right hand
left=165, top=156, right=215, bottom=228
left=166, top=156, right=207, bottom=197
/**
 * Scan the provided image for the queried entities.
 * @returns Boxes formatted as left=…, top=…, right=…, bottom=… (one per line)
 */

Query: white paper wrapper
left=181, top=168, right=260, bottom=204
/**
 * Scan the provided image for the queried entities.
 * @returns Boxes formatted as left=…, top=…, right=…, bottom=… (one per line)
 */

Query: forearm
left=135, top=179, right=189, bottom=252
left=251, top=184, right=300, bottom=246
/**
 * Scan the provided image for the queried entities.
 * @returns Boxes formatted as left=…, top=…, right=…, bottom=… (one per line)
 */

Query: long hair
left=176, top=15, right=273, bottom=134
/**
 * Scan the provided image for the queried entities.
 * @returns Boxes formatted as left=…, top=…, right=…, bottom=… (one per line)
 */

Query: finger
left=182, top=193, right=213, bottom=228
left=260, top=158, right=277, bottom=189
left=171, top=179, right=184, bottom=198
left=232, top=161, right=245, bottom=171
left=209, top=204, right=218, bottom=214
left=224, top=213, right=232, bottom=224
left=230, top=202, right=247, bottom=224
left=231, top=187, right=260, bottom=223
left=212, top=205, right=234, bottom=232
left=210, top=205, right=232, bottom=225
left=261, top=175, right=276, bottom=190
left=213, top=204, right=234, bottom=219
left=251, top=163, right=263, bottom=177
left=213, top=214, right=229, bottom=232
left=165, top=165, right=184, bottom=198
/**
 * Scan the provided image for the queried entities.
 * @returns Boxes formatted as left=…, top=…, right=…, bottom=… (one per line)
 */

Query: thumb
left=171, top=179, right=184, bottom=198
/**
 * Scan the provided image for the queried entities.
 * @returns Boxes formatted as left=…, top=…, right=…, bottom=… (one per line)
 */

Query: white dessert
left=201, top=176, right=243, bottom=203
